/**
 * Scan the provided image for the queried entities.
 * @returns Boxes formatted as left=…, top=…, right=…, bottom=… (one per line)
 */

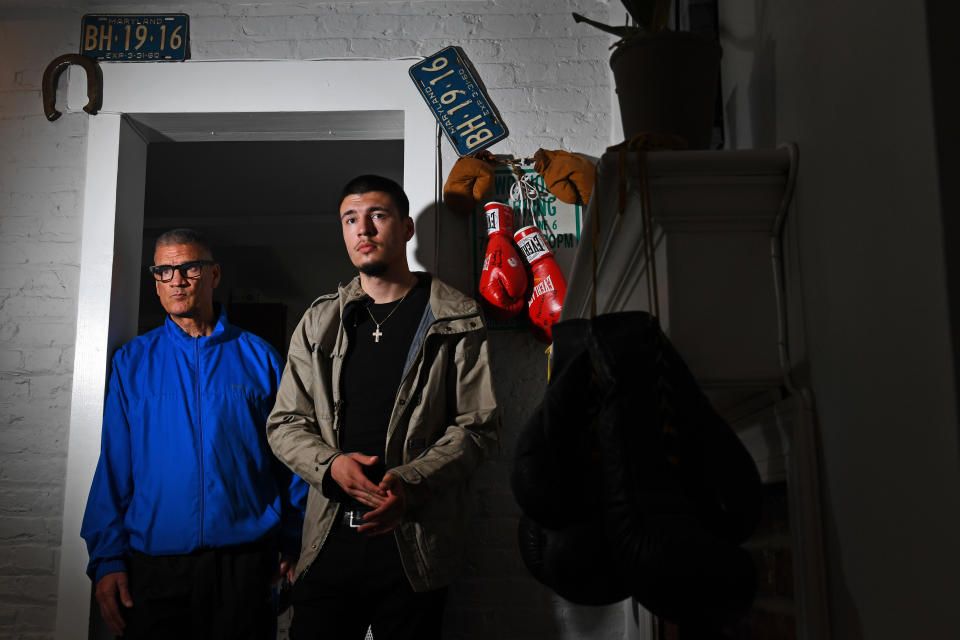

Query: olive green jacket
left=266, top=275, right=499, bottom=591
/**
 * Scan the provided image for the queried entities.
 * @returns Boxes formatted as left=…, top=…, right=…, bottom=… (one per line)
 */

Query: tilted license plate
left=80, top=14, right=189, bottom=61
left=409, top=47, right=508, bottom=156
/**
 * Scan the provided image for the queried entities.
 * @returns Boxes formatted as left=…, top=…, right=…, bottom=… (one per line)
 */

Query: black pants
left=291, top=522, right=447, bottom=640
left=123, top=543, right=275, bottom=640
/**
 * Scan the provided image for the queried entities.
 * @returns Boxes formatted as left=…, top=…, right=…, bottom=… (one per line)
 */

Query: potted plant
left=573, top=0, right=721, bottom=149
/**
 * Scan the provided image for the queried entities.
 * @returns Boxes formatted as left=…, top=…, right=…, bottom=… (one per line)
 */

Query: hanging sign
left=409, top=47, right=508, bottom=156
left=80, top=14, right=190, bottom=61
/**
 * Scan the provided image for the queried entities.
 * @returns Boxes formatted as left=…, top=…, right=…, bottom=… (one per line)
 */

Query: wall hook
left=42, top=54, right=103, bottom=122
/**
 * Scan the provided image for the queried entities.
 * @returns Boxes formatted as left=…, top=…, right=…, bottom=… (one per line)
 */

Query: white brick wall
left=1, top=2, right=620, bottom=638
left=1, top=7, right=86, bottom=637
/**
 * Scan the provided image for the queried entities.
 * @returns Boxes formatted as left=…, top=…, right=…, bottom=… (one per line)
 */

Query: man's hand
left=273, top=553, right=298, bottom=587
left=330, top=453, right=387, bottom=508
left=357, top=473, right=407, bottom=537
left=95, top=571, right=133, bottom=636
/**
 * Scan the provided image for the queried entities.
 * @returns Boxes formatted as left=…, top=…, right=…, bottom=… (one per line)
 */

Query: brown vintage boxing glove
left=533, top=148, right=596, bottom=207
left=443, top=150, right=497, bottom=214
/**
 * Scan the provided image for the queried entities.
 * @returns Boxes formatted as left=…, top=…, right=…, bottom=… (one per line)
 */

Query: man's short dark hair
left=340, top=175, right=410, bottom=218
left=155, top=228, right=214, bottom=258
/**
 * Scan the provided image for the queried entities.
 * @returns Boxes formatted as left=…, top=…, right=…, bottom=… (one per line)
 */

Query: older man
left=81, top=228, right=303, bottom=638
left=267, top=175, right=499, bottom=640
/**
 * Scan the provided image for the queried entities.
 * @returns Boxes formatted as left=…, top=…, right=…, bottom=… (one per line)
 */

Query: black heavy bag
left=512, top=311, right=762, bottom=621
left=586, top=312, right=760, bottom=627
left=517, top=515, right=631, bottom=606
left=511, top=322, right=604, bottom=529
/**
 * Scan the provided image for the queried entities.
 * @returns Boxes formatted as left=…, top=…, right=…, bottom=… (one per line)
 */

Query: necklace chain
left=366, top=288, right=411, bottom=343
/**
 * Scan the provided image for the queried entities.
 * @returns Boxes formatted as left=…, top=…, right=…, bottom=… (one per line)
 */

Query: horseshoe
left=42, top=54, right=103, bottom=121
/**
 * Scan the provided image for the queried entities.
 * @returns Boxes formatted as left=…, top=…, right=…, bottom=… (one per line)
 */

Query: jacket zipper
left=333, top=400, right=343, bottom=433
left=196, top=337, right=204, bottom=548
left=387, top=314, right=478, bottom=461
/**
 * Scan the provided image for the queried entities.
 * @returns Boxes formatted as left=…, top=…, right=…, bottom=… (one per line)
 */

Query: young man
left=81, top=229, right=302, bottom=638
left=267, top=175, right=499, bottom=639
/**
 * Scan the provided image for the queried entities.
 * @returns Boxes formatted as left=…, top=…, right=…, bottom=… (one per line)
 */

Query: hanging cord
left=509, top=174, right=539, bottom=227
left=637, top=150, right=660, bottom=318
left=506, top=159, right=558, bottom=246
left=434, top=123, right=442, bottom=278
left=603, top=133, right=687, bottom=318
left=506, top=159, right=534, bottom=227
left=590, top=170, right=601, bottom=318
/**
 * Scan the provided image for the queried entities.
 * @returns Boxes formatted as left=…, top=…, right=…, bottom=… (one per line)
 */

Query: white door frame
left=55, top=60, right=435, bottom=639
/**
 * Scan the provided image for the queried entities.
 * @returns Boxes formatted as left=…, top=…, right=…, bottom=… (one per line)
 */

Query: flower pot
left=610, top=31, right=721, bottom=149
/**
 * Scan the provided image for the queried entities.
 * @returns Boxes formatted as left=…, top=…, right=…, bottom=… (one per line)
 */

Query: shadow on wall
left=442, top=328, right=629, bottom=639
left=412, top=201, right=475, bottom=297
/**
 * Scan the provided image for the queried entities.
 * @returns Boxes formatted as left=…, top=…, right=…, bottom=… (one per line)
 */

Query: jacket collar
left=162, top=303, right=235, bottom=347
left=338, top=273, right=479, bottom=323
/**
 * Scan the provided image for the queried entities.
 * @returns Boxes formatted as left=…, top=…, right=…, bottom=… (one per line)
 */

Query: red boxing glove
left=479, top=203, right=529, bottom=320
left=514, top=226, right=567, bottom=343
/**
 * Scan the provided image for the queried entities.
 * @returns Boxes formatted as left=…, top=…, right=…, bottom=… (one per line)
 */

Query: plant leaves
left=571, top=12, right=642, bottom=39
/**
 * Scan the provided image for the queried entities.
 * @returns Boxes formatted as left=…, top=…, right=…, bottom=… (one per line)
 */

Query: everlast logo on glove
left=514, top=226, right=567, bottom=343
left=485, top=209, right=503, bottom=233
left=532, top=275, right=555, bottom=299
left=518, top=232, right=548, bottom=262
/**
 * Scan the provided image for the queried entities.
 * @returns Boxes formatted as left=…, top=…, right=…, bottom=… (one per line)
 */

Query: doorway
left=56, top=60, right=436, bottom=640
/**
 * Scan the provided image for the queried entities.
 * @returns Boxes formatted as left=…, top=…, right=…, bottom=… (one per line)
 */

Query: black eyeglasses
left=148, top=260, right=217, bottom=283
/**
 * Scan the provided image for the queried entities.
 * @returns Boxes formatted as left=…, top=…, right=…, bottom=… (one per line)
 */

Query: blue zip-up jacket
left=81, top=309, right=304, bottom=582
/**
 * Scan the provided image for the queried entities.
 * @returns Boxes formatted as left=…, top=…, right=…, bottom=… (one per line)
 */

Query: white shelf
left=561, top=147, right=794, bottom=399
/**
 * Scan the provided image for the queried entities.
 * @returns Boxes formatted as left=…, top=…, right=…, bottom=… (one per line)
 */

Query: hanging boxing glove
left=443, top=150, right=497, bottom=215
left=478, top=202, right=528, bottom=321
left=514, top=226, right=567, bottom=342
left=533, top=148, right=596, bottom=206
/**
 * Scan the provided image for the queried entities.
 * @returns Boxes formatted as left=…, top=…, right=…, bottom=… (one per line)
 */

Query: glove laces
left=509, top=172, right=556, bottom=246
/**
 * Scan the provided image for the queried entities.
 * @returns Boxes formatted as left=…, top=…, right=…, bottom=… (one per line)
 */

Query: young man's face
left=153, top=242, right=220, bottom=319
left=340, top=190, right=414, bottom=277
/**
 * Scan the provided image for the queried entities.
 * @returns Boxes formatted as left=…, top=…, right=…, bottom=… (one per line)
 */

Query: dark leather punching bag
left=512, top=311, right=762, bottom=627
left=511, top=322, right=604, bottom=529
left=517, top=515, right=630, bottom=606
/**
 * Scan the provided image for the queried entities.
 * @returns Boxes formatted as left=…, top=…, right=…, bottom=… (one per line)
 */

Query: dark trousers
left=123, top=543, right=275, bottom=640
left=291, top=521, right=447, bottom=640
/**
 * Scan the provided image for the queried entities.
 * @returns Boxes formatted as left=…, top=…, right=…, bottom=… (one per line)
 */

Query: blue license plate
left=409, top=47, right=509, bottom=156
left=80, top=14, right=189, bottom=61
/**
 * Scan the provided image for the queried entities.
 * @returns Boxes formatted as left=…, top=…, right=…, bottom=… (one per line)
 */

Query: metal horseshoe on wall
left=42, top=54, right=103, bottom=122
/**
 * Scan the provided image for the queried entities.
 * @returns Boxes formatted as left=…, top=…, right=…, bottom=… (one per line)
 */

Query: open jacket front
left=266, top=275, right=499, bottom=591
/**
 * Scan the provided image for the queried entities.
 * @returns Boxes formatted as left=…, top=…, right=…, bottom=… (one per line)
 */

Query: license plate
left=80, top=14, right=189, bottom=61
left=409, top=47, right=508, bottom=156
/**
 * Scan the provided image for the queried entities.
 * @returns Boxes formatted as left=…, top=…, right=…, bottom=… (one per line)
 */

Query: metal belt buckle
left=346, top=510, right=364, bottom=528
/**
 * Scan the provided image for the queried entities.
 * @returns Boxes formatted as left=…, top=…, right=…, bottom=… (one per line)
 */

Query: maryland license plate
left=80, top=14, right=189, bottom=61
left=409, top=47, right=508, bottom=156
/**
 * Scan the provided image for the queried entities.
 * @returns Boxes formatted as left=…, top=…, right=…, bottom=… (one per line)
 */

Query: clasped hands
left=330, top=452, right=407, bottom=536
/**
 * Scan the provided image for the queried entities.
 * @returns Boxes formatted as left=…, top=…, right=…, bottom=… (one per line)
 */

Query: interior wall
left=720, top=1, right=960, bottom=638
left=139, top=139, right=403, bottom=344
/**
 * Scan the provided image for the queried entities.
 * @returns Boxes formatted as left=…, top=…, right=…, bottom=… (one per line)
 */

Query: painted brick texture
left=1, top=8, right=86, bottom=638
left=1, top=2, right=617, bottom=638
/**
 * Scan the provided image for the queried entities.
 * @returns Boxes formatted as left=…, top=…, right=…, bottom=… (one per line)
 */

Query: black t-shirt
left=338, top=273, right=431, bottom=496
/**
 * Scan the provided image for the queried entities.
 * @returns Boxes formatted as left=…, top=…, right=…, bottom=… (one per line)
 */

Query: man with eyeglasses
left=266, top=175, right=499, bottom=640
left=81, top=228, right=304, bottom=639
